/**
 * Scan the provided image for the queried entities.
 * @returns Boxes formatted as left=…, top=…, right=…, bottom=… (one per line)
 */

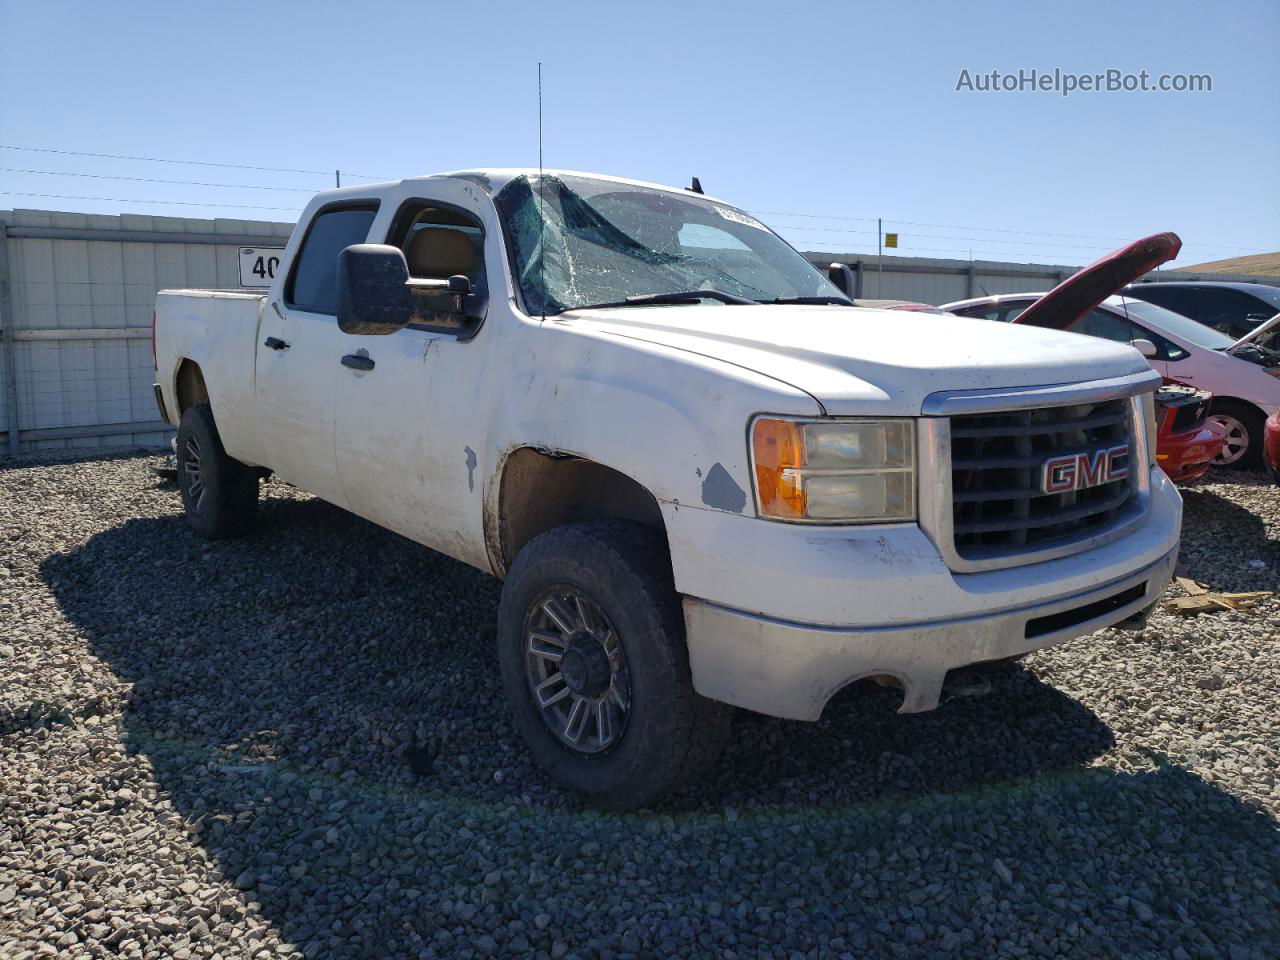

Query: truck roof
left=313, top=169, right=729, bottom=205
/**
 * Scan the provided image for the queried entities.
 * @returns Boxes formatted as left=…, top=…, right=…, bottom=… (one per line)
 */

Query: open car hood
left=1011, top=232, right=1183, bottom=330
left=1227, top=311, right=1280, bottom=353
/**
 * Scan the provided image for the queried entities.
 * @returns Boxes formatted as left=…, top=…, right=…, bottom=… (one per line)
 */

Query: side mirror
left=828, top=262, right=857, bottom=298
left=336, top=244, right=476, bottom=336
left=1130, top=338, right=1158, bottom=358
left=337, top=244, right=415, bottom=335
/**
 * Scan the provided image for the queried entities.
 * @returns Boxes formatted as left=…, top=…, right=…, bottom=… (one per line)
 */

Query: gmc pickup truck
left=153, top=169, right=1182, bottom=808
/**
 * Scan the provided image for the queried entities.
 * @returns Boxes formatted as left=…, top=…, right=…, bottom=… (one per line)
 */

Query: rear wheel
left=1209, top=400, right=1265, bottom=469
left=176, top=403, right=259, bottom=539
left=497, top=521, right=733, bottom=809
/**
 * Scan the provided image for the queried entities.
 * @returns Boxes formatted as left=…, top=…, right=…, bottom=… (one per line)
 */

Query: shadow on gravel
left=41, top=491, right=1280, bottom=958
left=1179, top=478, right=1279, bottom=593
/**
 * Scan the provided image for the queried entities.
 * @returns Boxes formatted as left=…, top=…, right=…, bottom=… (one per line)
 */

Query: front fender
left=480, top=325, right=819, bottom=571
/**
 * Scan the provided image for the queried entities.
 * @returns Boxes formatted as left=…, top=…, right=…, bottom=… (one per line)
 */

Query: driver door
left=332, top=191, right=492, bottom=570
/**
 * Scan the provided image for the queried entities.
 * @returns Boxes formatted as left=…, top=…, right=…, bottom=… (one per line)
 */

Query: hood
left=1227, top=311, right=1280, bottom=353
left=560, top=304, right=1153, bottom=416
left=1013, top=232, right=1182, bottom=330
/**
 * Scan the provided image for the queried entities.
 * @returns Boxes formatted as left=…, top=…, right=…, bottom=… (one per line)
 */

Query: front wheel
left=497, top=521, right=733, bottom=809
left=1209, top=400, right=1265, bottom=469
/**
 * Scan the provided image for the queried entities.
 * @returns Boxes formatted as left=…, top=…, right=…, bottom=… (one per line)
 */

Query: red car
left=1153, top=384, right=1226, bottom=484
left=1264, top=408, right=1280, bottom=484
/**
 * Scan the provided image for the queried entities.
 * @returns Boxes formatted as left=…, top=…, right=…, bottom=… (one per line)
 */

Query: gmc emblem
left=1041, top=445, right=1129, bottom=494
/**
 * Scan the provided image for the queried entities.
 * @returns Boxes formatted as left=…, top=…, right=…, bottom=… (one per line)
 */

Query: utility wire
left=0, top=144, right=1263, bottom=253
left=0, top=144, right=390, bottom=181
left=0, top=167, right=315, bottom=192
left=0, top=192, right=300, bottom=212
left=773, top=223, right=1154, bottom=252
left=757, top=209, right=1260, bottom=251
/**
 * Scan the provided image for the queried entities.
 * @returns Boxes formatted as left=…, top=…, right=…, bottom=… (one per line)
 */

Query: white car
left=943, top=293, right=1280, bottom=467
left=152, top=170, right=1181, bottom=807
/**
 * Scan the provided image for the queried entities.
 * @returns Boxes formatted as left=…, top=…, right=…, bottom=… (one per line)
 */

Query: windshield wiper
left=573, top=290, right=757, bottom=310
left=763, top=296, right=854, bottom=306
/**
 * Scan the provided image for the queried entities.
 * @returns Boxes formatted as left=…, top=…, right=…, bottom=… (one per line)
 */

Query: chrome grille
left=950, top=399, right=1135, bottom=561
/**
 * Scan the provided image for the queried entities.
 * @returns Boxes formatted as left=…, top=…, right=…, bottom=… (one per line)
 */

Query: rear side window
left=1130, top=285, right=1199, bottom=318
left=286, top=204, right=379, bottom=314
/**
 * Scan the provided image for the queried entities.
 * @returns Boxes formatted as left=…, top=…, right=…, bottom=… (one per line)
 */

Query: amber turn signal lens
left=752, top=418, right=807, bottom=518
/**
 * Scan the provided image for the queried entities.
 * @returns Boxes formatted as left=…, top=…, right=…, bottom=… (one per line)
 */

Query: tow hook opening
left=942, top=668, right=993, bottom=700
left=1114, top=599, right=1159, bottom=631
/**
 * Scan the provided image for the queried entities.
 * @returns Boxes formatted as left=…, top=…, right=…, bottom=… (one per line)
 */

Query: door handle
left=263, top=336, right=290, bottom=351
left=341, top=354, right=375, bottom=371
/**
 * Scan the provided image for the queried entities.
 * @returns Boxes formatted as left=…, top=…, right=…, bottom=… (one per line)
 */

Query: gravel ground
left=1, top=453, right=1278, bottom=960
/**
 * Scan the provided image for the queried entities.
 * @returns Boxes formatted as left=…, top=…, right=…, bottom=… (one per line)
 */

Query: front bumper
left=684, top=545, right=1175, bottom=720
left=667, top=466, right=1182, bottom=721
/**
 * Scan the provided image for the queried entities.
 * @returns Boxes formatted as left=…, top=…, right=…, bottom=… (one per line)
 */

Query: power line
left=0, top=192, right=300, bottom=212
left=0, top=144, right=391, bottom=182
left=773, top=223, right=1136, bottom=252
left=757, top=208, right=1260, bottom=251
left=0, top=167, right=315, bottom=192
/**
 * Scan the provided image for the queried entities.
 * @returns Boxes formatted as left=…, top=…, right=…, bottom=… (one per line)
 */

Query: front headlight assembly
left=750, top=416, right=916, bottom=523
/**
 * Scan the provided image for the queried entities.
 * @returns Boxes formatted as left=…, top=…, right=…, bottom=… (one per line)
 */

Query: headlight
left=750, top=417, right=916, bottom=522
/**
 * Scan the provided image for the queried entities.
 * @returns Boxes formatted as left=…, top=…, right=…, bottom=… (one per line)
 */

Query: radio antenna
left=537, top=61, right=546, bottom=321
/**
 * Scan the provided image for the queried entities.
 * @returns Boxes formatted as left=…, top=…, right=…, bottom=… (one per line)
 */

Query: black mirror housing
left=828, top=262, right=857, bottom=298
left=337, top=245, right=482, bottom=336
left=336, top=244, right=416, bottom=335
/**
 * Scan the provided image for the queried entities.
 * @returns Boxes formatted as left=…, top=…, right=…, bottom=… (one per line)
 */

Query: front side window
left=392, top=203, right=487, bottom=292
left=493, top=174, right=847, bottom=315
left=1118, top=299, right=1235, bottom=350
left=1072, top=308, right=1138, bottom=342
left=286, top=204, right=379, bottom=314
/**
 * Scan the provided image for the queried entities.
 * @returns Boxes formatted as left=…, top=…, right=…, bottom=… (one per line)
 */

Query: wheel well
left=1209, top=396, right=1262, bottom=416
left=174, top=360, right=209, bottom=415
left=496, top=448, right=666, bottom=574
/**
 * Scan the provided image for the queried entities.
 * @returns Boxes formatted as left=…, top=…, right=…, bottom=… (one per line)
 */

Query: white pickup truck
left=153, top=169, right=1181, bottom=807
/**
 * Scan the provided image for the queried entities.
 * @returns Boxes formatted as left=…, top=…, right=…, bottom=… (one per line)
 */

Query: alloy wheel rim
left=524, top=586, right=630, bottom=754
left=1209, top=414, right=1248, bottom=465
left=182, top=436, right=207, bottom=513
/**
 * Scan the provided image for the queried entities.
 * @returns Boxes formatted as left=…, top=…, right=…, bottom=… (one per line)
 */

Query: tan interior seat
left=406, top=227, right=474, bottom=280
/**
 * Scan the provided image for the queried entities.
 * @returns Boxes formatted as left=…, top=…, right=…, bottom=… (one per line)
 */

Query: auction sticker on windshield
left=714, top=206, right=768, bottom=231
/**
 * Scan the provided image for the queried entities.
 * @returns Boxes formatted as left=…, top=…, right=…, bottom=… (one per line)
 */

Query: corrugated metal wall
left=0, top=209, right=292, bottom=456
left=799, top=251, right=1280, bottom=304
left=0, top=209, right=1276, bottom=459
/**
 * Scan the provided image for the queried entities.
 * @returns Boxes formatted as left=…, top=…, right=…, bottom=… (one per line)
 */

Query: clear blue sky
left=2, top=0, right=1277, bottom=267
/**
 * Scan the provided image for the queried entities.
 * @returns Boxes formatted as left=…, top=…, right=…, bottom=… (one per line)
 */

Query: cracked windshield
left=494, top=173, right=849, bottom=315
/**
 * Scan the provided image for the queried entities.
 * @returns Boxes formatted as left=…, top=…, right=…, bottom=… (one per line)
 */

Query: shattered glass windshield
left=493, top=174, right=849, bottom=315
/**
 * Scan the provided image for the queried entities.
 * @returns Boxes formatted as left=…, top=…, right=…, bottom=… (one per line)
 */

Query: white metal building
left=0, top=209, right=291, bottom=456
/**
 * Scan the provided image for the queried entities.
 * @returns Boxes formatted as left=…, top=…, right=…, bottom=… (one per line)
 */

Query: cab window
left=286, top=204, right=379, bottom=314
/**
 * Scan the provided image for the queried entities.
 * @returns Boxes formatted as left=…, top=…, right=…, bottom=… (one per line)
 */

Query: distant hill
left=1174, top=252, right=1280, bottom=276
